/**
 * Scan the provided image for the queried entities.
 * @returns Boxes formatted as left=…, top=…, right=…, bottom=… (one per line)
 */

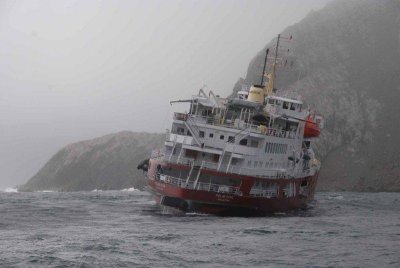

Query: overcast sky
left=0, top=0, right=328, bottom=189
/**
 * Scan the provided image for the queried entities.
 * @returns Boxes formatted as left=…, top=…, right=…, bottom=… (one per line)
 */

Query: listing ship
left=138, top=35, right=324, bottom=215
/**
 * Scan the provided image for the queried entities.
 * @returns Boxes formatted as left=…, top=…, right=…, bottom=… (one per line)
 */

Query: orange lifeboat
left=304, top=115, right=321, bottom=138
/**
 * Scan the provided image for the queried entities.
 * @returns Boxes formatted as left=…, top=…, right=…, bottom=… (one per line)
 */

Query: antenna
left=260, top=48, right=269, bottom=86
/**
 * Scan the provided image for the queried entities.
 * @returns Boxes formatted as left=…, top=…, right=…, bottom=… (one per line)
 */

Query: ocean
left=0, top=190, right=399, bottom=267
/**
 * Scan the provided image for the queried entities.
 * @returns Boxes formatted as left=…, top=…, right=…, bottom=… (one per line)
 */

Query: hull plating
left=146, top=159, right=319, bottom=216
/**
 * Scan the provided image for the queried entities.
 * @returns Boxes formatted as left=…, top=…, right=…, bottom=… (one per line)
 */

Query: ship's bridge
left=264, top=96, right=306, bottom=119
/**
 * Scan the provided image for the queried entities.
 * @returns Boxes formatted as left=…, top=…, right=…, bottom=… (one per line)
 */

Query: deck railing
left=173, top=113, right=296, bottom=139
left=155, top=174, right=242, bottom=196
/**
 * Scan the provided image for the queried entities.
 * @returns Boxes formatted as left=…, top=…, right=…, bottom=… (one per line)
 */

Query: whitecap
left=121, top=187, right=138, bottom=192
left=3, top=187, right=18, bottom=193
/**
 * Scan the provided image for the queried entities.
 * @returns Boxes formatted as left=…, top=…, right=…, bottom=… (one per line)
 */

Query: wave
left=121, top=187, right=138, bottom=192
left=3, top=187, right=18, bottom=193
left=36, top=190, right=57, bottom=193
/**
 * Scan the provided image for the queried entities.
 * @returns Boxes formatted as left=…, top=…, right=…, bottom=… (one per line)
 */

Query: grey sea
left=0, top=190, right=399, bottom=267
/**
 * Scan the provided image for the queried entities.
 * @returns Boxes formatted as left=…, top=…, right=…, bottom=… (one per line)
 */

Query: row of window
left=268, top=99, right=302, bottom=112
left=246, top=160, right=290, bottom=169
left=265, top=142, right=288, bottom=154
left=198, top=131, right=259, bottom=147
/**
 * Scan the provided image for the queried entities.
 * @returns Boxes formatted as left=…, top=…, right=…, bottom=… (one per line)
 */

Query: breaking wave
left=121, top=187, right=138, bottom=192
left=3, top=187, right=18, bottom=193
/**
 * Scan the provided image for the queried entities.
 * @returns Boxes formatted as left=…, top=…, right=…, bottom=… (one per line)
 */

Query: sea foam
left=121, top=187, right=138, bottom=192
left=3, top=187, right=18, bottom=193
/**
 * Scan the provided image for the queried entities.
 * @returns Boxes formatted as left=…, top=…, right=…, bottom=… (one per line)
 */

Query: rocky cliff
left=235, top=0, right=400, bottom=191
left=20, top=132, right=164, bottom=191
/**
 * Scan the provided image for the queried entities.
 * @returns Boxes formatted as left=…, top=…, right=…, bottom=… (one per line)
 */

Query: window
left=177, top=127, right=184, bottom=134
left=254, top=161, right=257, bottom=168
left=213, top=154, right=220, bottom=162
left=290, top=103, right=296, bottom=111
left=283, top=102, right=289, bottom=109
left=240, top=139, right=248, bottom=146
left=187, top=130, right=192, bottom=136
left=199, top=131, right=205, bottom=138
left=209, top=133, right=214, bottom=138
left=250, top=140, right=259, bottom=148
left=228, top=136, right=235, bottom=143
left=247, top=160, right=251, bottom=167
left=220, top=135, right=225, bottom=140
left=268, top=99, right=274, bottom=104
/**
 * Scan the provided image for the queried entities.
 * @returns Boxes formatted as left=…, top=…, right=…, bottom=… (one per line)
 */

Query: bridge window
left=290, top=103, right=296, bottom=111
left=240, top=139, right=248, bottom=146
left=283, top=102, right=289, bottom=109
left=228, top=136, right=235, bottom=143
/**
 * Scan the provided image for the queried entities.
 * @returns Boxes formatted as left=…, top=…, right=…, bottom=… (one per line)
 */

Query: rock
left=19, top=131, right=164, bottom=192
left=235, top=0, right=400, bottom=191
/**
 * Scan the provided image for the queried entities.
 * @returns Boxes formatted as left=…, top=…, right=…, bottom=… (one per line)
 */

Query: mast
left=260, top=49, right=269, bottom=86
left=266, top=34, right=281, bottom=95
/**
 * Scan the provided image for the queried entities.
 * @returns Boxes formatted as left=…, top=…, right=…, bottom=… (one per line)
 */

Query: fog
left=0, top=0, right=327, bottom=189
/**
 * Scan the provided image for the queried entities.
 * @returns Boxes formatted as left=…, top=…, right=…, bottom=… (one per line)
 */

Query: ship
left=138, top=34, right=324, bottom=215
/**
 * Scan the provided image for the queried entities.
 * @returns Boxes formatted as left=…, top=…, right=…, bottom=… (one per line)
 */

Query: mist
left=0, top=0, right=327, bottom=189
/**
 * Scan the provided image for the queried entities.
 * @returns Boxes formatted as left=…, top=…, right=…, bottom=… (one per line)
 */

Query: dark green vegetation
left=22, top=0, right=400, bottom=192
left=20, top=132, right=164, bottom=191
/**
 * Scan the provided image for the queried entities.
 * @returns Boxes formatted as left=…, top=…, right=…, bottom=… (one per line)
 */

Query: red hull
left=146, top=159, right=319, bottom=216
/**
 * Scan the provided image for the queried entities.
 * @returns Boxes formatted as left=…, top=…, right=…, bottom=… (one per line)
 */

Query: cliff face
left=20, top=132, right=164, bottom=191
left=237, top=0, right=400, bottom=191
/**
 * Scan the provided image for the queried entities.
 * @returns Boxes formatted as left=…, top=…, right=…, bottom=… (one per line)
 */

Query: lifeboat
left=304, top=115, right=321, bottom=138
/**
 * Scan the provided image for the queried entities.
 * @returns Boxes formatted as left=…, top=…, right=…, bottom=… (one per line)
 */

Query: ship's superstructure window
left=185, top=149, right=197, bottom=159
left=177, top=127, right=185, bottom=134
left=228, top=136, right=235, bottom=143
left=199, top=131, right=205, bottom=138
left=250, top=140, right=259, bottom=148
left=209, top=133, right=214, bottom=138
left=290, top=103, right=296, bottom=111
left=213, top=154, right=219, bottom=162
left=220, top=135, right=225, bottom=140
left=240, top=139, right=248, bottom=146
left=283, top=102, right=289, bottom=109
